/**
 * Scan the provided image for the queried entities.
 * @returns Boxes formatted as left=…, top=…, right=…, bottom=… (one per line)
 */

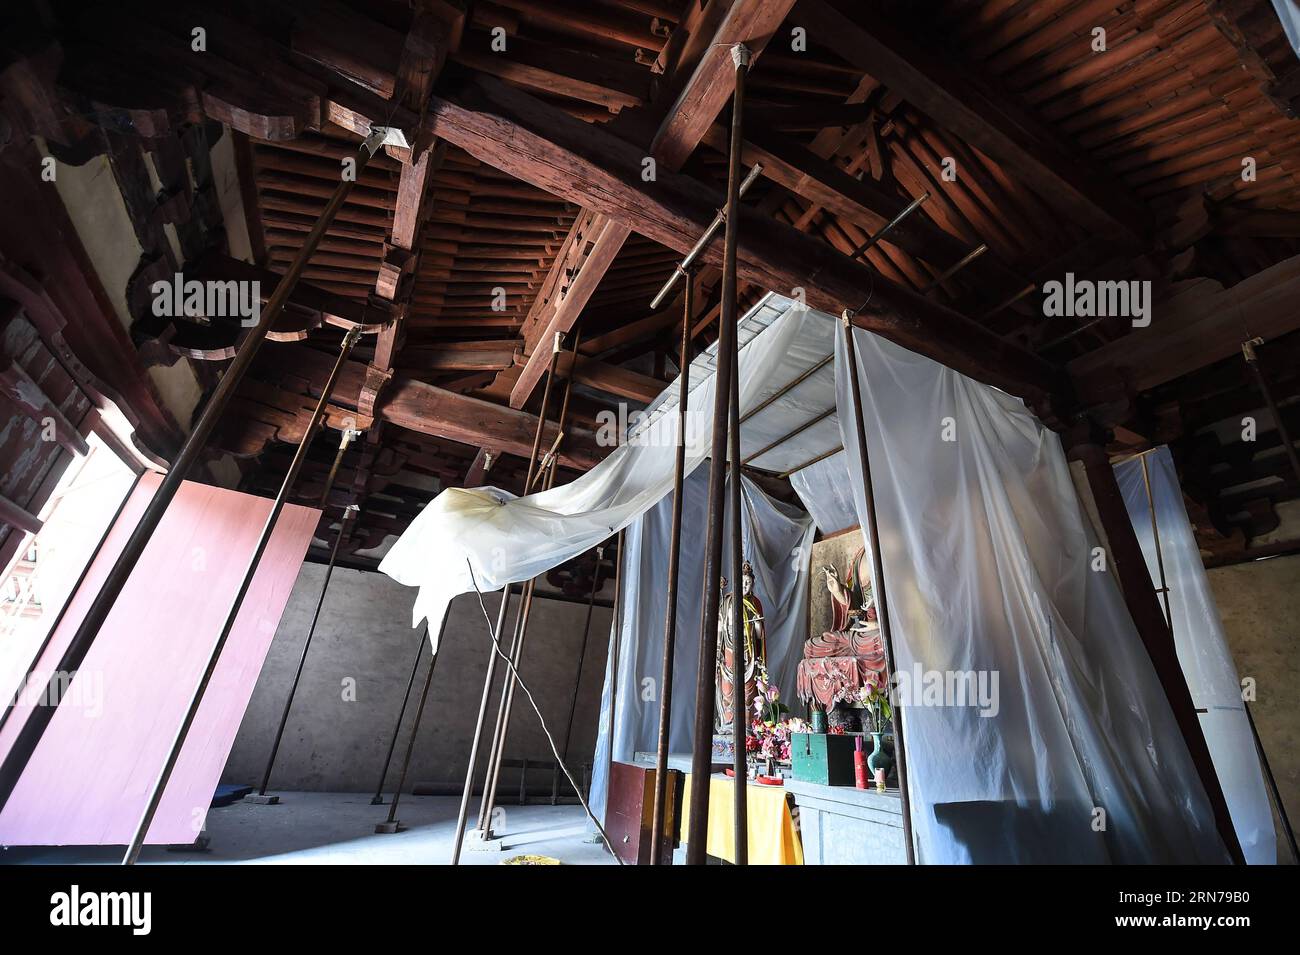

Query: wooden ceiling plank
left=797, top=0, right=1151, bottom=246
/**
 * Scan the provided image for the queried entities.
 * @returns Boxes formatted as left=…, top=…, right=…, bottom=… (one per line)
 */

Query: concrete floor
left=2, top=793, right=618, bottom=865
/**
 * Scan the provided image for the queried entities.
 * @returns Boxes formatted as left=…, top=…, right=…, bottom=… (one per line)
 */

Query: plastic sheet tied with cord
left=1115, top=446, right=1276, bottom=864
left=835, top=324, right=1230, bottom=863
left=588, top=470, right=814, bottom=821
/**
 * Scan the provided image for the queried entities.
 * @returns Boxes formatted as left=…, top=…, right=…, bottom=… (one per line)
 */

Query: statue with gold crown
left=797, top=546, right=888, bottom=723
left=715, top=560, right=766, bottom=734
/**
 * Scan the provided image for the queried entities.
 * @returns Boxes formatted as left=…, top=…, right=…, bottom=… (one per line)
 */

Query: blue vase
left=866, top=731, right=893, bottom=784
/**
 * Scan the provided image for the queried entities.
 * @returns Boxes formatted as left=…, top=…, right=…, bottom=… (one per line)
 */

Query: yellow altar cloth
left=679, top=774, right=803, bottom=865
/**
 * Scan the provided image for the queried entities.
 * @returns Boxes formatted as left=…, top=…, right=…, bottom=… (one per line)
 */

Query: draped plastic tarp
left=380, top=297, right=824, bottom=643
left=1115, top=447, right=1276, bottom=863
left=588, top=471, right=815, bottom=819
left=836, top=325, right=1230, bottom=864
left=789, top=449, right=857, bottom=534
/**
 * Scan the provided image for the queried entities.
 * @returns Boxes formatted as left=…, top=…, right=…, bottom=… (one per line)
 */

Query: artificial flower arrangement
left=854, top=677, right=893, bottom=735
left=744, top=664, right=813, bottom=763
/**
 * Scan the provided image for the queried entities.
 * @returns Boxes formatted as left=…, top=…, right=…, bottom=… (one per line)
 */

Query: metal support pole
left=840, top=311, right=916, bottom=864
left=122, top=326, right=362, bottom=865
left=0, top=132, right=388, bottom=817
left=254, top=497, right=360, bottom=799
left=376, top=613, right=447, bottom=833
left=848, top=192, right=929, bottom=262
left=561, top=545, right=606, bottom=763
left=1243, top=337, right=1300, bottom=487
left=450, top=334, right=563, bottom=864
left=920, top=243, right=988, bottom=295
left=649, top=165, right=763, bottom=310
left=602, top=530, right=625, bottom=813
left=370, top=629, right=427, bottom=805
left=477, top=331, right=582, bottom=837
left=726, top=255, right=747, bottom=866
left=686, top=43, right=749, bottom=865
left=650, top=276, right=694, bottom=862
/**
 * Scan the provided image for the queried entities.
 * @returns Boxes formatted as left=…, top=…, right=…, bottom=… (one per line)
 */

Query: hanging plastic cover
left=1115, top=446, right=1276, bottom=863
left=588, top=471, right=815, bottom=819
left=378, top=297, right=822, bottom=645
left=836, top=323, right=1230, bottom=863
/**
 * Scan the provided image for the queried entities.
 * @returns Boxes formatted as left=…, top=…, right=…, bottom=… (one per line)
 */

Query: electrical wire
left=465, top=559, right=624, bottom=865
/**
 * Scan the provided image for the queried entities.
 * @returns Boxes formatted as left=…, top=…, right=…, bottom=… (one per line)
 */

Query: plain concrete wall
left=1207, top=553, right=1300, bottom=860
left=222, top=562, right=611, bottom=795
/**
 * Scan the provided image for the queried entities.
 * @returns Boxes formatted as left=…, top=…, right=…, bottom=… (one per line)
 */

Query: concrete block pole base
left=374, top=820, right=406, bottom=834
left=464, top=828, right=505, bottom=852
left=243, top=793, right=281, bottom=805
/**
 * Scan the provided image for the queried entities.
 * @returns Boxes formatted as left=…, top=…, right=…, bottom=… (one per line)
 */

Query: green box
left=790, top=732, right=860, bottom=786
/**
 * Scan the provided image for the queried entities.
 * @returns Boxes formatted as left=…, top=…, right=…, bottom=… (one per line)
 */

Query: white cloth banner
left=1115, top=447, right=1276, bottom=863
left=836, top=326, right=1230, bottom=863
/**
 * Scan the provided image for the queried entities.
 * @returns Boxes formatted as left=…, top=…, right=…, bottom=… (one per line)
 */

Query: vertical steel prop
left=371, top=629, right=428, bottom=805
left=686, top=43, right=749, bottom=865
left=726, top=269, right=747, bottom=865
left=561, top=544, right=607, bottom=763
left=840, top=311, right=917, bottom=864
left=649, top=276, right=695, bottom=862
left=450, top=335, right=563, bottom=864
left=477, top=331, right=582, bottom=836
left=601, top=529, right=625, bottom=823
left=255, top=428, right=361, bottom=799
left=376, top=614, right=447, bottom=833
left=0, top=131, right=390, bottom=818
left=123, top=325, right=362, bottom=864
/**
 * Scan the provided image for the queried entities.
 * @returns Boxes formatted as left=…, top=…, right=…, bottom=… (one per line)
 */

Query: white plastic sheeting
left=1270, top=0, right=1300, bottom=59
left=836, top=325, right=1231, bottom=863
left=379, top=296, right=825, bottom=643
left=588, top=470, right=814, bottom=819
left=789, top=449, right=857, bottom=534
left=1115, top=447, right=1277, bottom=863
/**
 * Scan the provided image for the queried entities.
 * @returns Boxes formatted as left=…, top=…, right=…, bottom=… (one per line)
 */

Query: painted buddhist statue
left=715, top=561, right=767, bottom=734
left=797, top=546, right=887, bottom=712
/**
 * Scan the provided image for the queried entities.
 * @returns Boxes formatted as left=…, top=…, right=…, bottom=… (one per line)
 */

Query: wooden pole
left=1069, top=438, right=1246, bottom=864
left=839, top=312, right=916, bottom=864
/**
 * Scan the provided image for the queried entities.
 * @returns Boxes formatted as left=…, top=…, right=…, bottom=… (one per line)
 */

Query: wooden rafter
left=798, top=0, right=1152, bottom=247
left=506, top=0, right=799, bottom=410
left=427, top=72, right=1058, bottom=404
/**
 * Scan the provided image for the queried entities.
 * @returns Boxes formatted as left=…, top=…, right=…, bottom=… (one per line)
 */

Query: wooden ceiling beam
left=378, top=374, right=603, bottom=469
left=426, top=72, right=1059, bottom=406
left=1070, top=253, right=1300, bottom=406
left=505, top=0, right=798, bottom=410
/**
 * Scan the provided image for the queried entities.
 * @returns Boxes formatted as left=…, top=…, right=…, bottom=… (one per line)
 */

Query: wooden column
left=1068, top=436, right=1245, bottom=865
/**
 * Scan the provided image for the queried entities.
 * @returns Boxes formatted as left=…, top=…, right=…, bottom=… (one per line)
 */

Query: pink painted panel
left=0, top=475, right=318, bottom=845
